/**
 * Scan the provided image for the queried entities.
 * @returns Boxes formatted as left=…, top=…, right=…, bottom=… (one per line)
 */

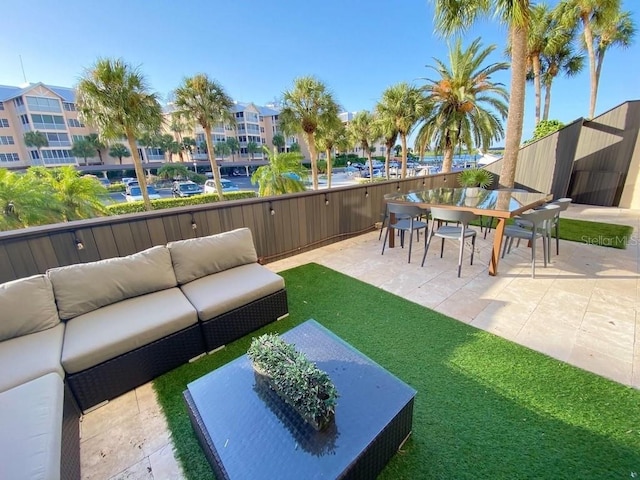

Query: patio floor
left=79, top=204, right=640, bottom=479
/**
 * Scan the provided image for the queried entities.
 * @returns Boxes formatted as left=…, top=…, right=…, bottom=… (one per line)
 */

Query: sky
left=1, top=0, right=639, bottom=144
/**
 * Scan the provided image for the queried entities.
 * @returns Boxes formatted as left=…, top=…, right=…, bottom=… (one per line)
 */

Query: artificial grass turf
left=153, top=263, right=640, bottom=480
left=474, top=217, right=633, bottom=249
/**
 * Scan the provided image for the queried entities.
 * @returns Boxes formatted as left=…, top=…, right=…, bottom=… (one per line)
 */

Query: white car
left=203, top=179, right=239, bottom=194
left=125, top=186, right=161, bottom=202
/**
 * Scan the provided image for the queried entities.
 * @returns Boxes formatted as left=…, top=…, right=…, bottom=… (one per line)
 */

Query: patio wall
left=0, top=172, right=459, bottom=283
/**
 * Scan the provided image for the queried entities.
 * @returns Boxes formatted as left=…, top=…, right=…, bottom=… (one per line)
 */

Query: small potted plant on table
left=457, top=168, right=494, bottom=197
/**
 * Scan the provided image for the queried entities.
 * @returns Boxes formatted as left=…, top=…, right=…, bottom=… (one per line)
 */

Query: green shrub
left=105, top=191, right=257, bottom=215
left=107, top=183, right=126, bottom=193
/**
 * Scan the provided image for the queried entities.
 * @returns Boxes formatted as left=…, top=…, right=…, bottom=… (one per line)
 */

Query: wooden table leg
left=489, top=218, right=506, bottom=276
left=388, top=212, right=396, bottom=248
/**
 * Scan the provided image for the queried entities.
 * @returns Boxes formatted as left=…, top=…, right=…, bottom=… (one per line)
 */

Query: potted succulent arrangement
left=457, top=168, right=494, bottom=197
left=247, top=333, right=339, bottom=431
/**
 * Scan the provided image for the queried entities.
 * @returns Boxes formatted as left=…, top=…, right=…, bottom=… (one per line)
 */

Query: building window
left=30, top=150, right=40, bottom=160
left=45, top=132, right=71, bottom=147
left=235, top=112, right=244, bottom=118
left=63, top=102, right=76, bottom=111
left=246, top=112, right=259, bottom=123
left=0, top=135, right=14, bottom=145
left=41, top=149, right=75, bottom=165
left=0, top=152, right=19, bottom=162
left=0, top=102, right=4, bottom=110
left=31, top=114, right=66, bottom=130
left=67, top=118, right=84, bottom=128
left=20, top=114, right=29, bottom=125
left=0, top=119, right=8, bottom=127
left=26, top=96, right=62, bottom=113
left=72, top=135, right=87, bottom=142
left=195, top=133, right=205, bottom=144
left=14, top=97, right=24, bottom=107
left=240, top=147, right=248, bottom=154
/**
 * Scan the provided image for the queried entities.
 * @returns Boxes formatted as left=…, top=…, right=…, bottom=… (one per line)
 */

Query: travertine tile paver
left=80, top=203, right=640, bottom=479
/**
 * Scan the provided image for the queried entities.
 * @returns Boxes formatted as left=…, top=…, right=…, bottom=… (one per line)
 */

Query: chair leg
left=501, top=235, right=509, bottom=259
left=542, top=233, right=548, bottom=268
left=381, top=226, right=390, bottom=255
left=457, top=232, right=465, bottom=278
left=530, top=235, right=536, bottom=279
left=507, top=237, right=515, bottom=254
left=407, top=227, right=414, bottom=263
left=555, top=223, right=560, bottom=256
left=378, top=214, right=387, bottom=240
left=421, top=230, right=434, bottom=267
left=470, top=234, right=476, bottom=265
left=440, top=237, right=445, bottom=258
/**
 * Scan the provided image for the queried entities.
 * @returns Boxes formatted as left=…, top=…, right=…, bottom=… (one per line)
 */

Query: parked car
left=203, top=179, right=240, bottom=194
left=125, top=180, right=139, bottom=195
left=361, top=168, right=383, bottom=178
left=125, top=186, right=161, bottom=202
left=172, top=181, right=203, bottom=197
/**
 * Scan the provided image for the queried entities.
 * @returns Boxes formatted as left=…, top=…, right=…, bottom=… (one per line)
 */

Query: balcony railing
left=0, top=173, right=459, bottom=283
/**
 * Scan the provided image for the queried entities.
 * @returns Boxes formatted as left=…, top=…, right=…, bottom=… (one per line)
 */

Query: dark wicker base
left=67, top=324, right=205, bottom=411
left=61, top=382, right=81, bottom=480
left=201, top=289, right=288, bottom=351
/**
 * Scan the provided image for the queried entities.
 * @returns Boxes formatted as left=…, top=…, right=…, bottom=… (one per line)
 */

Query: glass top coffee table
left=184, top=320, right=417, bottom=479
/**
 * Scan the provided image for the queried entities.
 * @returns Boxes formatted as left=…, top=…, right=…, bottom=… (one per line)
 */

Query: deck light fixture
left=269, top=202, right=275, bottom=216
left=74, top=233, right=84, bottom=251
left=324, top=194, right=329, bottom=206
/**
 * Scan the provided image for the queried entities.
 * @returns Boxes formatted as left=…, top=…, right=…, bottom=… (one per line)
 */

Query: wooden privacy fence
left=0, top=172, right=459, bottom=283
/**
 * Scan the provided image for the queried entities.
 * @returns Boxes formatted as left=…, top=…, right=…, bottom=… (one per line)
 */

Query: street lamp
left=193, top=161, right=197, bottom=173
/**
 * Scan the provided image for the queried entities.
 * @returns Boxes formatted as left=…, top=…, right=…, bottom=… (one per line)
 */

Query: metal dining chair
left=550, top=198, right=572, bottom=257
left=501, top=204, right=560, bottom=278
left=481, top=188, right=529, bottom=239
left=381, top=203, right=428, bottom=263
left=379, top=193, right=412, bottom=241
left=421, top=207, right=478, bottom=277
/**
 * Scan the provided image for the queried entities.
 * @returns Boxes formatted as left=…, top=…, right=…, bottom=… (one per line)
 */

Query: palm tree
left=76, top=58, right=163, bottom=210
left=216, top=140, right=231, bottom=161
left=86, top=133, right=105, bottom=164
left=272, top=133, right=285, bottom=152
left=416, top=38, right=509, bottom=173
left=173, top=74, right=235, bottom=201
left=538, top=43, right=584, bottom=120
left=251, top=147, right=307, bottom=196
left=27, top=166, right=107, bottom=221
left=556, top=0, right=627, bottom=118
left=247, top=141, right=260, bottom=160
left=347, top=111, right=381, bottom=180
left=0, top=168, right=58, bottom=231
left=181, top=137, right=196, bottom=162
left=157, top=163, right=190, bottom=181
left=108, top=143, right=131, bottom=165
left=226, top=137, right=240, bottom=161
left=375, top=83, right=426, bottom=179
left=316, top=115, right=347, bottom=188
left=280, top=76, right=340, bottom=190
left=71, top=138, right=96, bottom=166
left=433, top=0, right=532, bottom=188
left=23, top=131, right=48, bottom=166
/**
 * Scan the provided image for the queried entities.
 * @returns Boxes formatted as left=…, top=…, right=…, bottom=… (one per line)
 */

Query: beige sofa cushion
left=0, top=373, right=63, bottom=480
left=61, top=288, right=197, bottom=374
left=0, top=274, right=60, bottom=342
left=168, top=228, right=258, bottom=284
left=0, top=323, right=65, bottom=394
left=48, top=246, right=177, bottom=320
left=180, top=263, right=285, bottom=321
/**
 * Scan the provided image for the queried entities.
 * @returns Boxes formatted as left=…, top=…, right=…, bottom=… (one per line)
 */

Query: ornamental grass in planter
left=247, top=333, right=338, bottom=431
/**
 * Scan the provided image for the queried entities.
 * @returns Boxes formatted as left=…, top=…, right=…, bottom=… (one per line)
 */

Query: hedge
left=105, top=191, right=257, bottom=215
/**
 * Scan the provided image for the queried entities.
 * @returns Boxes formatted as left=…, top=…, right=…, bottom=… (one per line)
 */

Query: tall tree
left=272, top=133, right=285, bottom=152
left=0, top=168, right=58, bottom=231
left=347, top=111, right=381, bottom=180
left=525, top=3, right=555, bottom=125
left=316, top=115, right=347, bottom=188
left=181, top=137, right=196, bottom=162
left=23, top=131, right=49, bottom=166
left=280, top=76, right=340, bottom=190
left=416, top=38, right=509, bottom=173
left=375, top=82, right=426, bottom=179
left=556, top=0, right=625, bottom=118
left=432, top=0, right=531, bottom=188
left=108, top=143, right=131, bottom=165
left=71, top=138, right=97, bottom=166
left=251, top=147, right=307, bottom=196
left=76, top=58, right=163, bottom=210
left=216, top=140, right=231, bottom=161
left=538, top=43, right=584, bottom=120
left=156, top=133, right=181, bottom=162
left=173, top=74, right=235, bottom=200
left=226, top=137, right=240, bottom=161
left=86, top=133, right=106, bottom=164
left=247, top=141, right=260, bottom=160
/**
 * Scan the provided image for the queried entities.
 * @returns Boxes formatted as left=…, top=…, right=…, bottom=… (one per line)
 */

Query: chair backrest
left=517, top=204, right=560, bottom=229
left=387, top=203, right=425, bottom=217
left=552, top=197, right=572, bottom=212
left=430, top=207, right=477, bottom=225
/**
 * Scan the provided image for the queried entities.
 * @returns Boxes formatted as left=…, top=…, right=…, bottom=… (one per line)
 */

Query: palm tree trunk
left=401, top=134, right=408, bottom=179
left=582, top=14, right=598, bottom=119
left=96, top=149, right=103, bottom=165
left=384, top=144, right=391, bottom=179
left=532, top=55, right=542, bottom=125
left=367, top=150, right=374, bottom=180
left=543, top=81, right=552, bottom=121
left=442, top=145, right=454, bottom=173
left=205, top=127, right=224, bottom=201
left=305, top=132, right=319, bottom=190
left=595, top=49, right=605, bottom=114
left=326, top=148, right=333, bottom=189
left=126, top=133, right=152, bottom=211
left=499, top=24, right=528, bottom=189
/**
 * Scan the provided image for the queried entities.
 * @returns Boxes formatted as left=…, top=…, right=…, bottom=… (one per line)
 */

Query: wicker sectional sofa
left=0, top=227, right=288, bottom=479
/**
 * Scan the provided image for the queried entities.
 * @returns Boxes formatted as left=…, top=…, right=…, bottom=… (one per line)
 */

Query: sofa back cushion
left=168, top=228, right=258, bottom=284
left=0, top=275, right=60, bottom=341
left=48, top=246, right=177, bottom=320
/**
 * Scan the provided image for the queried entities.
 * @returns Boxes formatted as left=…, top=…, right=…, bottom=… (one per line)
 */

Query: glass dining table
left=387, top=187, right=552, bottom=276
